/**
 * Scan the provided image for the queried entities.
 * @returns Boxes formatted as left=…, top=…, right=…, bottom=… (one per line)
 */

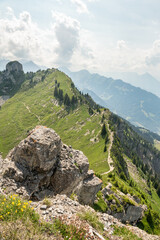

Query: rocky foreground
left=0, top=126, right=102, bottom=204
left=0, top=126, right=159, bottom=239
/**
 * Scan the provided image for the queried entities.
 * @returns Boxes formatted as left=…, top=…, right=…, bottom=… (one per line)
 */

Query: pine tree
left=54, top=87, right=58, bottom=98
left=101, top=114, right=105, bottom=123
left=64, top=93, right=70, bottom=106
left=59, top=89, right=63, bottom=101
left=157, top=184, right=160, bottom=198
left=71, top=96, right=75, bottom=105
left=101, top=123, right=107, bottom=138
left=104, top=145, right=107, bottom=152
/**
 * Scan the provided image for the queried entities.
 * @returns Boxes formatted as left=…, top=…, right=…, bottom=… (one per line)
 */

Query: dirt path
left=22, top=102, right=41, bottom=122
left=102, top=123, right=114, bottom=175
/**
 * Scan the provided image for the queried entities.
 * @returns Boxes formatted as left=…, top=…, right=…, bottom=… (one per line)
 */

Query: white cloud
left=145, top=40, right=160, bottom=66
left=52, top=11, right=80, bottom=66
left=1, top=7, right=160, bottom=80
left=0, top=8, right=55, bottom=65
left=117, top=40, right=128, bottom=50
left=0, top=7, right=94, bottom=68
left=71, top=0, right=89, bottom=14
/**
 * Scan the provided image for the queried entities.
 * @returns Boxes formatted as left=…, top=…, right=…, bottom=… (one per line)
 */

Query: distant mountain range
left=0, top=59, right=46, bottom=73
left=63, top=68, right=160, bottom=135
left=105, top=72, right=160, bottom=98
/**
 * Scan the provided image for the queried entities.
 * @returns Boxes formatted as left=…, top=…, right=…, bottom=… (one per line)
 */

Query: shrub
left=122, top=196, right=136, bottom=206
left=43, top=197, right=52, bottom=208
left=78, top=210, right=104, bottom=232
left=70, top=192, right=78, bottom=201
left=93, top=192, right=108, bottom=213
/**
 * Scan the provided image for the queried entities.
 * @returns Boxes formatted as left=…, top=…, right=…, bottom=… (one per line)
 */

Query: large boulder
left=77, top=170, right=102, bottom=205
left=50, top=144, right=89, bottom=195
left=1, top=126, right=102, bottom=204
left=113, top=205, right=144, bottom=224
left=7, top=126, right=62, bottom=172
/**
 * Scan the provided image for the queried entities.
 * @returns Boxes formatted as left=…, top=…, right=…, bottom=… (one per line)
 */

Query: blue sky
left=1, top=0, right=160, bottom=79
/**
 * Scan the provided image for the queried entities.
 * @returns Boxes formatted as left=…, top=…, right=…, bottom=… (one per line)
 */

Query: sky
left=1, top=0, right=160, bottom=79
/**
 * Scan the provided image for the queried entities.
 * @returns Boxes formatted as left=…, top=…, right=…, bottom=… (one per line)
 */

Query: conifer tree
left=101, top=123, right=107, bottom=138
left=101, top=114, right=105, bottom=123
left=54, top=87, right=58, bottom=98
left=59, top=89, right=63, bottom=101
left=157, top=184, right=160, bottom=198
left=64, top=93, right=70, bottom=106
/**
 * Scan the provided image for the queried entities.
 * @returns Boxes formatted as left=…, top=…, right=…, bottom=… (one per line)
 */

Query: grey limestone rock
left=7, top=126, right=62, bottom=172
left=1, top=126, right=101, bottom=205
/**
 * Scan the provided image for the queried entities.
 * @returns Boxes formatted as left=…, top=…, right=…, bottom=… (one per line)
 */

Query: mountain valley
left=64, top=69, right=160, bottom=135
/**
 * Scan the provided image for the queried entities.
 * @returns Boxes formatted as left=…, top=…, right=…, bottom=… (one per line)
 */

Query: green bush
left=78, top=210, right=104, bottom=232
left=122, top=195, right=136, bottom=206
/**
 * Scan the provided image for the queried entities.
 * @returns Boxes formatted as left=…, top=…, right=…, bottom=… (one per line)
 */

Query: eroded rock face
left=6, top=61, right=23, bottom=73
left=77, top=170, right=102, bottom=205
left=0, top=126, right=102, bottom=204
left=0, top=61, right=25, bottom=95
left=50, top=144, right=89, bottom=195
left=100, top=183, right=146, bottom=224
left=7, top=126, right=62, bottom=172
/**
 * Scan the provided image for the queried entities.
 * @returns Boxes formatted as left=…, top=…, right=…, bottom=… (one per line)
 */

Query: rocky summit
left=6, top=61, right=23, bottom=74
left=0, top=126, right=102, bottom=204
left=0, top=61, right=24, bottom=96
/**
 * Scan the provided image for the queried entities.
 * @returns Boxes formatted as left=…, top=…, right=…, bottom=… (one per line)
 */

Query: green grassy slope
left=1, top=67, right=160, bottom=235
left=0, top=69, right=109, bottom=173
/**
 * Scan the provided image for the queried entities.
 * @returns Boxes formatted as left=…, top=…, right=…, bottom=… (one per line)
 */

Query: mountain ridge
left=1, top=61, right=160, bottom=235
left=64, top=68, right=160, bottom=134
left=105, top=71, right=160, bottom=98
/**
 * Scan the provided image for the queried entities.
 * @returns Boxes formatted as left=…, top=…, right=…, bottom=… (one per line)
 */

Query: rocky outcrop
left=30, top=194, right=160, bottom=240
left=99, top=183, right=146, bottom=224
left=0, top=61, right=24, bottom=95
left=0, top=95, right=10, bottom=107
left=6, top=61, right=23, bottom=74
left=0, top=126, right=102, bottom=204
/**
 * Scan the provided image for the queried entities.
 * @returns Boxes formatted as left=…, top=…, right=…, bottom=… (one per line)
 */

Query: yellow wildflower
left=23, top=205, right=26, bottom=209
left=7, top=212, right=10, bottom=215
left=2, top=202, right=4, bottom=205
left=3, top=198, right=6, bottom=201
left=21, top=208, right=23, bottom=212
left=12, top=202, right=15, bottom=205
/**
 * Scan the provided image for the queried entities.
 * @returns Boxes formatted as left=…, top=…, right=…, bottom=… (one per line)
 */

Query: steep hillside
left=1, top=63, right=160, bottom=235
left=0, top=67, right=109, bottom=175
left=65, top=69, right=160, bottom=135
